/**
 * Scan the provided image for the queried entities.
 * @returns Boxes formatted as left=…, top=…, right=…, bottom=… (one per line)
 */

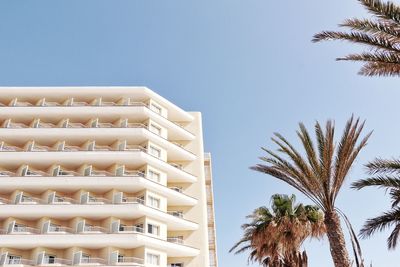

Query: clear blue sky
left=1, top=0, right=400, bottom=266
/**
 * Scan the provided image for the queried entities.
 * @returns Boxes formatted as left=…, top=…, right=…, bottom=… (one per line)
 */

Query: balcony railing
left=52, top=196, right=78, bottom=204
left=118, top=225, right=144, bottom=233
left=79, top=257, right=106, bottom=265
left=41, top=258, right=72, bottom=265
left=83, top=226, right=109, bottom=233
left=168, top=211, right=184, bottom=218
left=6, top=258, right=34, bottom=265
left=0, top=197, right=11, bottom=204
left=121, top=197, right=145, bottom=204
left=19, top=196, right=46, bottom=204
left=167, top=237, right=184, bottom=244
left=87, top=197, right=111, bottom=204
left=169, top=186, right=183, bottom=193
left=48, top=225, right=75, bottom=234
left=116, top=257, right=144, bottom=265
left=11, top=226, right=41, bottom=234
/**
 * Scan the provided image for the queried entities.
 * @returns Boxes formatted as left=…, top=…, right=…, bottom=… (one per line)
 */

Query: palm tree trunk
left=324, top=211, right=351, bottom=267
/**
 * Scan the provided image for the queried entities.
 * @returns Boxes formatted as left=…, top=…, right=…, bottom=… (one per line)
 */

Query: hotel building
left=0, top=87, right=217, bottom=267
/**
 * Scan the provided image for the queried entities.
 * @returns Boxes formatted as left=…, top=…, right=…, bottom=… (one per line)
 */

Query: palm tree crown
left=313, top=0, right=400, bottom=76
left=251, top=116, right=371, bottom=267
left=230, top=194, right=325, bottom=267
left=352, top=158, right=400, bottom=249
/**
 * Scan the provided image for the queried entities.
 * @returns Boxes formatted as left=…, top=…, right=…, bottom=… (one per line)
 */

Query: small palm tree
left=230, top=194, right=325, bottom=267
left=251, top=116, right=371, bottom=267
left=352, top=158, right=400, bottom=249
left=313, top=0, right=400, bottom=76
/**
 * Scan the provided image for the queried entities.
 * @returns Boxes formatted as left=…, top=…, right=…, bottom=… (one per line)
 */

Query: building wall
left=0, top=86, right=217, bottom=267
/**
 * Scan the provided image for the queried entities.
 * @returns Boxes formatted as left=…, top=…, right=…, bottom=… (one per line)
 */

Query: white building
left=0, top=87, right=217, bottom=267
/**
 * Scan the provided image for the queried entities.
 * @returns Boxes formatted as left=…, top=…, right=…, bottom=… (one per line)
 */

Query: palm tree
left=313, top=0, right=400, bottom=77
left=230, top=194, right=325, bottom=267
left=251, top=116, right=372, bottom=267
left=352, top=158, right=400, bottom=249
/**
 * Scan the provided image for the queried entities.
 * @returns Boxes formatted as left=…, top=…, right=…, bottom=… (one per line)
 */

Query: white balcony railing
left=167, top=237, right=184, bottom=244
left=121, top=197, right=145, bottom=205
left=118, top=225, right=144, bottom=233
left=168, top=211, right=184, bottom=218
left=116, top=257, right=144, bottom=266
left=87, top=197, right=111, bottom=204
left=6, top=258, right=34, bottom=265
left=41, top=258, right=72, bottom=265
left=79, top=257, right=106, bottom=265
left=83, top=226, right=108, bottom=234
left=12, top=226, right=40, bottom=234
left=48, top=225, right=75, bottom=234
left=52, top=196, right=78, bottom=204
left=169, top=186, right=183, bottom=193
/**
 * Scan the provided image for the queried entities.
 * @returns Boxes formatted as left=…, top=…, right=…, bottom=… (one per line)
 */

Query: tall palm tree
left=230, top=194, right=325, bottom=267
left=251, top=116, right=372, bottom=267
left=313, top=0, right=400, bottom=77
left=352, top=158, right=400, bottom=249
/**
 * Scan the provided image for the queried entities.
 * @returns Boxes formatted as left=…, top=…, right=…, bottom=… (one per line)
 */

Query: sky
left=1, top=0, right=400, bottom=266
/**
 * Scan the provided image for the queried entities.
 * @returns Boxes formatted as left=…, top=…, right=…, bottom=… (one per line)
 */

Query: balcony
left=82, top=225, right=109, bottom=234
left=168, top=211, right=184, bottom=218
left=0, top=124, right=195, bottom=161
left=47, top=225, right=75, bottom=234
left=0, top=102, right=195, bottom=140
left=0, top=203, right=198, bottom=231
left=0, top=149, right=196, bottom=182
left=10, top=225, right=40, bottom=235
left=117, top=225, right=144, bottom=234
left=0, top=174, right=196, bottom=206
left=40, top=258, right=72, bottom=266
left=78, top=257, right=106, bottom=266
left=167, top=237, right=184, bottom=245
left=115, top=257, right=144, bottom=266
left=0, top=233, right=199, bottom=257
left=3, top=258, right=34, bottom=266
left=120, top=197, right=144, bottom=205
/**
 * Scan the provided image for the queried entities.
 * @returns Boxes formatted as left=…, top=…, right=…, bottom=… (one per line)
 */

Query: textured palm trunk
left=324, top=211, right=351, bottom=267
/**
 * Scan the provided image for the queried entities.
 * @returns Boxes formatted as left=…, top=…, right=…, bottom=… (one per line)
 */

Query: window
left=149, top=124, right=161, bottom=135
left=147, top=223, right=160, bottom=236
left=150, top=103, right=162, bottom=114
left=148, top=196, right=160, bottom=209
left=146, top=253, right=160, bottom=265
left=170, top=264, right=183, bottom=267
left=149, top=146, right=161, bottom=158
left=148, top=170, right=160, bottom=183
left=7, top=255, right=22, bottom=264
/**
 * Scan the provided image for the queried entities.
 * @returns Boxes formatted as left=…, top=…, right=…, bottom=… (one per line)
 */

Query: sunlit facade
left=0, top=87, right=216, bottom=267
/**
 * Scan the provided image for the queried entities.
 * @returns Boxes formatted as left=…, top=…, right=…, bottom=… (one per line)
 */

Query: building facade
left=0, top=87, right=217, bottom=267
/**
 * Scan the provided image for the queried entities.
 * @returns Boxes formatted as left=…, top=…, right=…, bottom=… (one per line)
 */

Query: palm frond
left=340, top=18, right=400, bottom=39
left=352, top=176, right=400, bottom=190
left=312, top=31, right=400, bottom=53
left=338, top=51, right=400, bottom=63
left=313, top=0, right=400, bottom=76
left=359, top=61, right=400, bottom=76
left=365, top=158, right=400, bottom=174
left=359, top=0, right=400, bottom=24
left=387, top=223, right=400, bottom=249
left=359, top=207, right=400, bottom=238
